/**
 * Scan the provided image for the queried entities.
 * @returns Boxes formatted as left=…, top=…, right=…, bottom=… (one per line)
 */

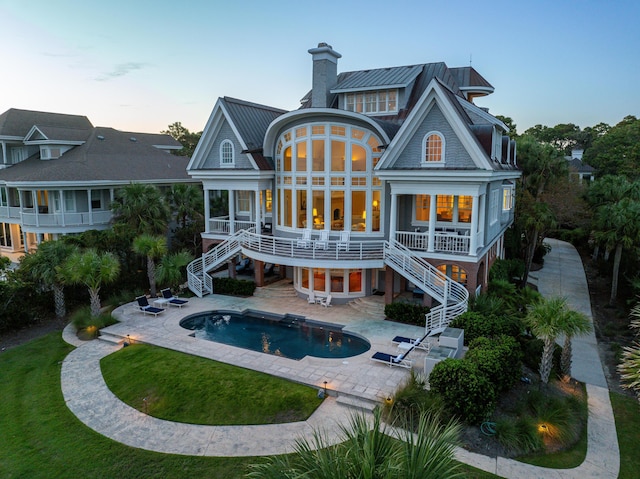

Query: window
left=91, top=190, right=103, bottom=210
left=458, top=196, right=472, bottom=223
left=423, top=132, right=444, bottom=164
left=503, top=187, right=514, bottom=211
left=490, top=190, right=499, bottom=224
left=436, top=195, right=453, bottom=222
left=236, top=191, right=250, bottom=212
left=344, top=89, right=399, bottom=114
left=437, top=264, right=468, bottom=285
left=220, top=140, right=234, bottom=166
left=0, top=223, right=12, bottom=247
left=415, top=195, right=430, bottom=221
left=41, top=147, right=61, bottom=159
left=0, top=187, right=7, bottom=207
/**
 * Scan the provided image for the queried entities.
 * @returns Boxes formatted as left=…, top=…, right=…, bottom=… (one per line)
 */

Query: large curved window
left=275, top=122, right=382, bottom=233
left=423, top=132, right=444, bottom=165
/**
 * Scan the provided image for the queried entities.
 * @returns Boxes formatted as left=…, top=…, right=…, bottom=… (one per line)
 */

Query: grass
left=611, top=391, right=640, bottom=479
left=100, top=343, right=323, bottom=425
left=0, top=333, right=262, bottom=478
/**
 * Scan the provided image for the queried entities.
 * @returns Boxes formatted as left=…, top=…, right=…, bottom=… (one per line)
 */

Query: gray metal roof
left=0, top=108, right=92, bottom=138
left=222, top=97, right=286, bottom=151
left=0, top=127, right=190, bottom=183
left=331, top=64, right=423, bottom=92
left=449, top=67, right=494, bottom=91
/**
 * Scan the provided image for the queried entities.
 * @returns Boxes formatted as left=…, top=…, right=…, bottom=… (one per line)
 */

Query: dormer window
left=41, top=147, right=61, bottom=160
left=422, top=132, right=445, bottom=165
left=345, top=89, right=398, bottom=114
left=220, top=140, right=234, bottom=167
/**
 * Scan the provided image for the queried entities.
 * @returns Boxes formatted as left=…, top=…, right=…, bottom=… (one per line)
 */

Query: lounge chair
left=319, top=294, right=332, bottom=307
left=297, top=229, right=312, bottom=248
left=337, top=231, right=350, bottom=251
left=391, top=333, right=433, bottom=351
left=307, top=292, right=316, bottom=304
left=136, top=295, right=165, bottom=316
left=370, top=350, right=413, bottom=369
left=314, top=230, right=329, bottom=250
left=235, top=257, right=251, bottom=273
left=160, top=288, right=189, bottom=308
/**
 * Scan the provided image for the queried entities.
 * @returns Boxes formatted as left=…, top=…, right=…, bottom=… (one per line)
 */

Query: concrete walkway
left=60, top=239, right=620, bottom=476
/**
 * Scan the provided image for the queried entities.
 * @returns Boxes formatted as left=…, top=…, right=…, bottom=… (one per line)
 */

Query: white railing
left=383, top=239, right=468, bottom=334
left=20, top=210, right=112, bottom=227
left=209, top=217, right=257, bottom=234
left=394, top=230, right=471, bottom=254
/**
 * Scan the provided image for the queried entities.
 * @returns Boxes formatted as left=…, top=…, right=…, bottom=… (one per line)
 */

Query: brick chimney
left=308, top=43, right=341, bottom=108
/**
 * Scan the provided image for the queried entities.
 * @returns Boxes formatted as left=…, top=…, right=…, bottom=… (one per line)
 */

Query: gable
left=201, top=118, right=253, bottom=169
left=386, top=104, right=476, bottom=169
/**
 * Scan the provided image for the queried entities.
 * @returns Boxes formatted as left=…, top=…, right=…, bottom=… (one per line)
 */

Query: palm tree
left=619, top=304, right=640, bottom=401
left=165, top=183, right=203, bottom=229
left=526, top=297, right=565, bottom=384
left=557, top=309, right=592, bottom=380
left=248, top=408, right=462, bottom=479
left=156, top=250, right=194, bottom=290
left=63, top=249, right=121, bottom=317
left=111, top=183, right=170, bottom=236
left=132, top=234, right=167, bottom=297
left=19, top=240, right=76, bottom=318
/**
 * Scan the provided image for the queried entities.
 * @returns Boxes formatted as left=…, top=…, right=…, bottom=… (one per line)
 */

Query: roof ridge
left=222, top=96, right=288, bottom=113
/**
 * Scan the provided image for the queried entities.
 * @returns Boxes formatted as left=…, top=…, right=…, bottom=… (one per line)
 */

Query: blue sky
left=1, top=0, right=638, bottom=136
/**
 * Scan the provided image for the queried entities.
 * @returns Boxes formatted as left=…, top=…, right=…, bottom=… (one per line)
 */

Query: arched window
left=220, top=140, right=234, bottom=166
left=423, top=132, right=444, bottom=164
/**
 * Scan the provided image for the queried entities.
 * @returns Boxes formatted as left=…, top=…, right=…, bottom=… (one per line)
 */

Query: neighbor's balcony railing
left=0, top=206, right=21, bottom=220
left=395, top=229, right=471, bottom=255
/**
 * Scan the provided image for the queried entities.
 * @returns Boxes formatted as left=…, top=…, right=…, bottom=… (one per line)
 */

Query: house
left=186, top=43, right=520, bottom=329
left=566, top=149, right=595, bottom=183
left=0, top=108, right=193, bottom=257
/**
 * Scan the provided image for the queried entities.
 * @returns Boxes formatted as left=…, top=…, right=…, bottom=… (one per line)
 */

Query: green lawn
left=101, top=343, right=322, bottom=425
left=611, top=391, right=640, bottom=479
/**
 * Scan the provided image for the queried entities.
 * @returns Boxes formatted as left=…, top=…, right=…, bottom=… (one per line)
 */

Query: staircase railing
left=383, top=239, right=468, bottom=334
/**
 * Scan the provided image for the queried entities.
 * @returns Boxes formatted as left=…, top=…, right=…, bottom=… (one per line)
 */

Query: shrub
left=489, top=258, right=525, bottom=283
left=384, top=370, right=445, bottom=426
left=495, top=416, right=544, bottom=455
left=450, top=311, right=522, bottom=344
left=519, top=336, right=562, bottom=378
left=429, top=359, right=496, bottom=424
left=465, top=335, right=523, bottom=392
left=213, top=277, right=256, bottom=296
left=384, top=301, right=430, bottom=326
left=469, top=293, right=506, bottom=316
left=70, top=306, right=117, bottom=338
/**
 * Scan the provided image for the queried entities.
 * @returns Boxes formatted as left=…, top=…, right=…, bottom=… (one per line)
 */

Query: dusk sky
left=1, top=0, right=638, bottom=136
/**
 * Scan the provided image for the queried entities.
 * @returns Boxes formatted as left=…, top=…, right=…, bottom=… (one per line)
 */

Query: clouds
left=95, top=62, right=148, bottom=82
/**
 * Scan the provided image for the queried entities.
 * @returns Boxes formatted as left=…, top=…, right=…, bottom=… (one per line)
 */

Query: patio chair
left=235, top=257, right=251, bottom=273
left=391, top=332, right=433, bottom=352
left=337, top=230, right=350, bottom=251
left=319, top=294, right=332, bottom=307
left=136, top=295, right=165, bottom=316
left=370, top=349, right=413, bottom=369
left=314, top=230, right=329, bottom=250
left=297, top=229, right=312, bottom=248
left=307, top=292, right=316, bottom=304
left=160, top=288, right=189, bottom=308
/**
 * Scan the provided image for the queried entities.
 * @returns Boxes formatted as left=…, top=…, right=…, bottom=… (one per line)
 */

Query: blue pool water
left=180, top=310, right=370, bottom=360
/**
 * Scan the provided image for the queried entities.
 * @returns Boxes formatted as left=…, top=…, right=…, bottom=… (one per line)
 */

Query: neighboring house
left=566, top=149, right=595, bottom=183
left=187, top=43, right=520, bottom=328
left=0, top=108, right=193, bottom=257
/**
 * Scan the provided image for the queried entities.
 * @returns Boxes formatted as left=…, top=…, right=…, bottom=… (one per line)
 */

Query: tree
left=557, top=309, right=592, bottom=380
left=524, top=123, right=581, bottom=155
left=526, top=297, right=566, bottom=384
left=583, top=115, right=640, bottom=179
left=495, top=115, right=518, bottom=137
left=63, top=249, right=121, bottom=317
left=161, top=122, right=202, bottom=157
left=132, top=234, right=167, bottom=298
left=156, top=251, right=194, bottom=290
left=165, top=183, right=203, bottom=229
left=111, top=183, right=170, bottom=236
left=18, top=240, right=76, bottom=318
left=247, top=409, right=462, bottom=479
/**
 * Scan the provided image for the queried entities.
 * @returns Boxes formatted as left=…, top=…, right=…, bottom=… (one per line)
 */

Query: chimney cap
left=308, top=42, right=341, bottom=59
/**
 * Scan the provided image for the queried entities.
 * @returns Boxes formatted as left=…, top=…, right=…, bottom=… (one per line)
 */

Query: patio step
left=348, top=296, right=386, bottom=318
left=253, top=280, right=298, bottom=299
left=336, top=394, right=379, bottom=413
left=98, top=332, right=126, bottom=345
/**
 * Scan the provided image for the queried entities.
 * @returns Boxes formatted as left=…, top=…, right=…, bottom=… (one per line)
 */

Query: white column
left=59, top=191, right=66, bottom=227
left=88, top=188, right=93, bottom=225
left=428, top=194, right=437, bottom=252
left=469, top=195, right=479, bottom=255
left=389, top=192, right=398, bottom=240
left=478, top=194, right=486, bottom=248
left=254, top=189, right=261, bottom=232
left=204, top=189, right=211, bottom=233
left=228, top=189, right=235, bottom=235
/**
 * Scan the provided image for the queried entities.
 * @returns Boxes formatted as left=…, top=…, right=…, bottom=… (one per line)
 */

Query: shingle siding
left=203, top=120, right=255, bottom=169
left=388, top=104, right=476, bottom=169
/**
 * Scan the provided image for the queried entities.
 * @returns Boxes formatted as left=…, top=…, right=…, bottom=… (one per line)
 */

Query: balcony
left=208, top=216, right=258, bottom=234
left=395, top=229, right=472, bottom=255
left=20, top=210, right=112, bottom=228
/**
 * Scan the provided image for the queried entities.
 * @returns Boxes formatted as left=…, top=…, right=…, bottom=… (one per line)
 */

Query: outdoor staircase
left=253, top=279, right=298, bottom=299
left=187, top=232, right=468, bottom=331
left=348, top=296, right=386, bottom=318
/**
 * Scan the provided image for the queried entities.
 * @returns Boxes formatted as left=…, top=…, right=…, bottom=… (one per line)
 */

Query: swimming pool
left=180, top=309, right=370, bottom=360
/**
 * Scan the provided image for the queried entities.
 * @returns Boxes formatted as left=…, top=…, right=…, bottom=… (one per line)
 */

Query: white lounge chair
left=315, top=230, right=329, bottom=250
left=297, top=229, right=312, bottom=248
left=307, top=292, right=316, bottom=304
left=370, top=350, right=413, bottom=369
left=319, top=294, right=332, bottom=307
left=160, top=288, right=189, bottom=308
left=135, top=295, right=165, bottom=316
left=391, top=333, right=433, bottom=352
left=337, top=231, right=350, bottom=251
